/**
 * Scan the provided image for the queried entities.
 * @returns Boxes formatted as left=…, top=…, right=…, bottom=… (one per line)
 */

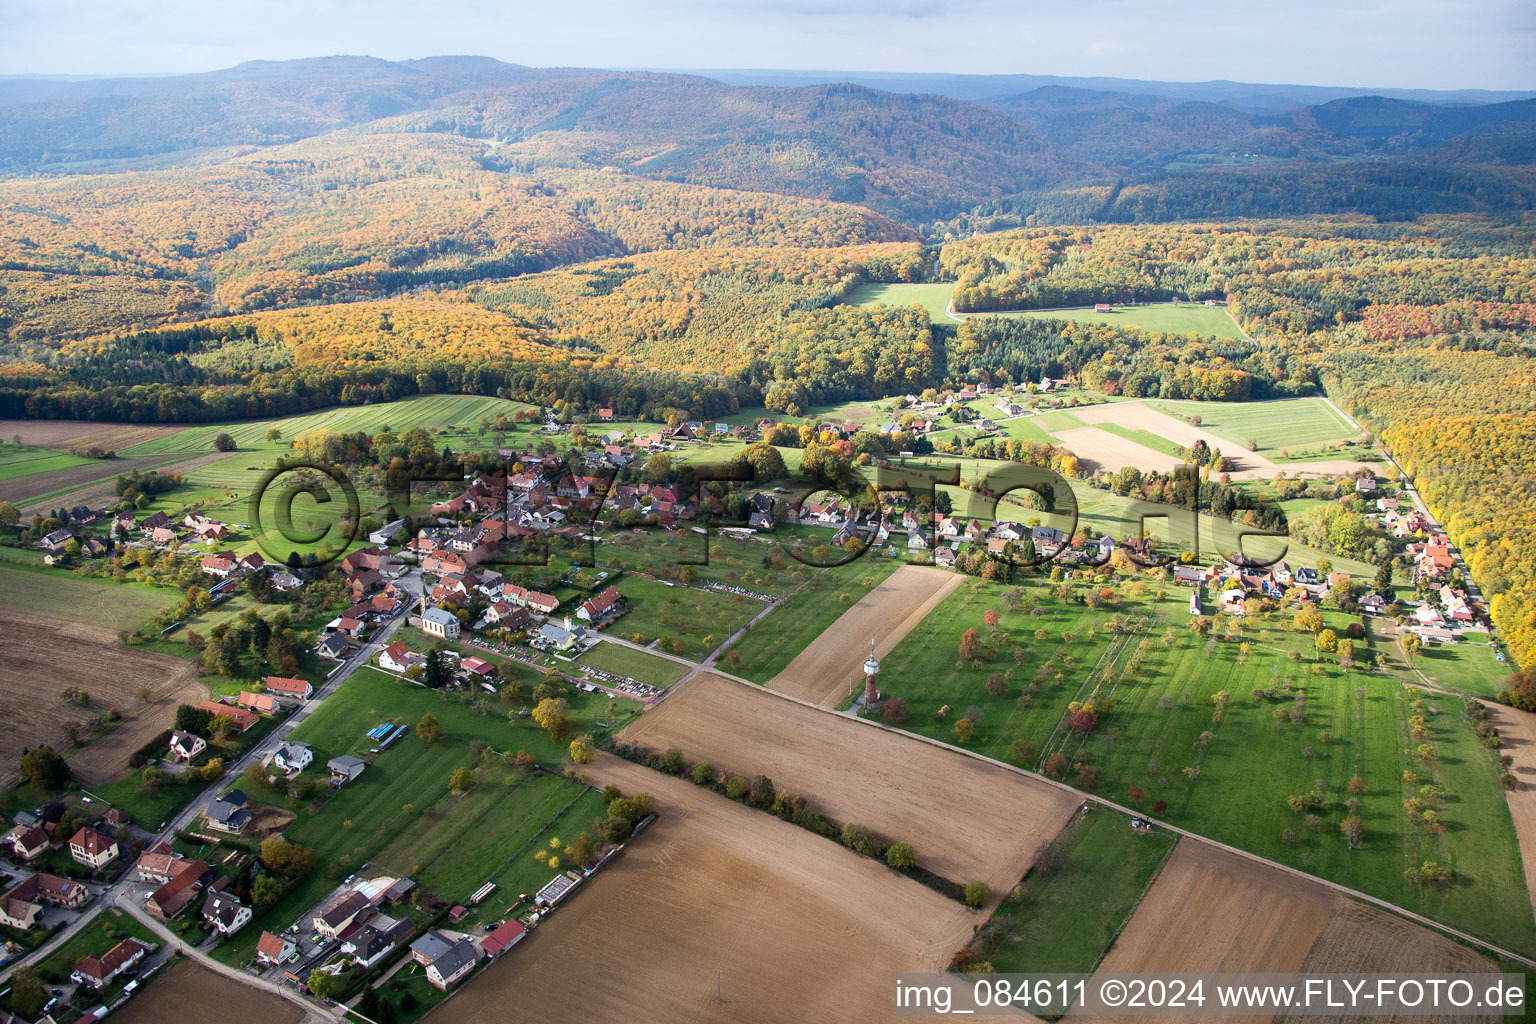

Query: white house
left=271, top=741, right=313, bottom=775
left=202, top=890, right=252, bottom=937
left=169, top=730, right=206, bottom=763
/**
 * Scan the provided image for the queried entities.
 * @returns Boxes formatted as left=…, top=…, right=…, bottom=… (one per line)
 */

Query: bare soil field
left=620, top=671, right=1080, bottom=893
left=1480, top=701, right=1536, bottom=925
left=111, top=960, right=304, bottom=1024
left=1079, top=842, right=1332, bottom=1023
left=0, top=419, right=178, bottom=449
left=1068, top=403, right=1373, bottom=480
left=1286, top=899, right=1497, bottom=1024
left=1081, top=841, right=1500, bottom=1024
left=768, top=564, right=961, bottom=706
left=0, top=608, right=206, bottom=786
left=448, top=753, right=997, bottom=1024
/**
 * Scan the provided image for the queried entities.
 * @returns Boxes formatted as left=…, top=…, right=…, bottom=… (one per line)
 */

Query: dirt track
left=448, top=753, right=997, bottom=1024
left=769, top=564, right=961, bottom=706
left=0, top=609, right=206, bottom=786
left=1066, top=403, right=1374, bottom=480
left=620, top=672, right=1080, bottom=893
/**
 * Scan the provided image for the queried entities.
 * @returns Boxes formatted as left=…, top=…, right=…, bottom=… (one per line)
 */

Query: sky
left=1, top=0, right=1532, bottom=91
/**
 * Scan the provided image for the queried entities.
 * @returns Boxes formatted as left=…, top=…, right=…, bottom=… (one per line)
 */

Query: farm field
left=719, top=558, right=901, bottom=682
left=973, top=810, right=1177, bottom=974
left=0, top=443, right=96, bottom=480
left=1069, top=399, right=1372, bottom=478
left=451, top=752, right=984, bottom=1024
left=0, top=452, right=192, bottom=509
left=119, top=394, right=539, bottom=456
left=111, top=960, right=303, bottom=1024
left=766, top=564, right=961, bottom=706
left=1480, top=701, right=1536, bottom=927
left=1091, top=840, right=1333, bottom=990
left=845, top=281, right=960, bottom=322
left=874, top=576, right=1536, bottom=953
left=1146, top=397, right=1360, bottom=452
left=0, top=564, right=169, bottom=630
left=619, top=671, right=1081, bottom=893
left=0, top=420, right=180, bottom=451
left=963, top=301, right=1246, bottom=340
left=576, top=641, right=691, bottom=687
left=0, top=607, right=205, bottom=786
left=1092, top=841, right=1500, bottom=1023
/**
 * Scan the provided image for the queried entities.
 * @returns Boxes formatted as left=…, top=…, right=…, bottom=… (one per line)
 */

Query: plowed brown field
left=0, top=608, right=206, bottom=786
left=621, top=671, right=1080, bottom=893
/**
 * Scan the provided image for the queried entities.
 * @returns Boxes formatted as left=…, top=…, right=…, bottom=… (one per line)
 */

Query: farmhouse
left=168, top=730, right=206, bottom=762
left=71, top=937, right=150, bottom=989
left=271, top=741, right=313, bottom=775
left=197, top=700, right=258, bottom=733
left=67, top=827, right=117, bottom=869
left=419, top=933, right=483, bottom=990
left=264, top=675, right=313, bottom=700
left=575, top=586, right=623, bottom=624
left=256, top=930, right=297, bottom=965
left=4, top=825, right=48, bottom=862
left=422, top=607, right=461, bottom=641
left=379, top=641, right=426, bottom=674
left=147, top=859, right=212, bottom=919
left=202, top=790, right=252, bottom=835
left=0, top=872, right=90, bottom=928
left=314, top=890, right=373, bottom=940
left=237, top=691, right=280, bottom=715
left=202, top=890, right=252, bottom=937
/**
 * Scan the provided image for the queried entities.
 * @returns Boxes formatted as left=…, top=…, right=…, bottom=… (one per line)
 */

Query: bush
left=840, top=822, right=886, bottom=859
left=725, top=775, right=749, bottom=800
left=886, top=841, right=917, bottom=870
left=962, top=882, right=991, bottom=908
left=690, top=761, right=715, bottom=786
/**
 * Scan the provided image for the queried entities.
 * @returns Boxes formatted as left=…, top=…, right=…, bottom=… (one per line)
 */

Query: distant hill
left=679, top=68, right=1536, bottom=113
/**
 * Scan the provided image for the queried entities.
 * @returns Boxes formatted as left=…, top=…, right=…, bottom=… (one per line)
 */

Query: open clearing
left=846, top=281, right=960, bottom=322
left=110, top=961, right=303, bottom=1024
left=0, top=609, right=205, bottom=785
left=964, top=301, right=1246, bottom=340
left=620, top=671, right=1080, bottom=893
left=451, top=752, right=989, bottom=1024
left=767, top=564, right=961, bottom=706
